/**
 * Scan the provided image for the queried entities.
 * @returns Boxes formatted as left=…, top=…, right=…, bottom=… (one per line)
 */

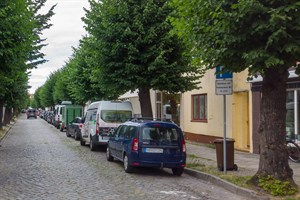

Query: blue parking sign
left=216, top=66, right=233, bottom=79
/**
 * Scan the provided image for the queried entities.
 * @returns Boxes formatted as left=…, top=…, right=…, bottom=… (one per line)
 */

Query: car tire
left=74, top=131, right=80, bottom=141
left=106, top=146, right=114, bottom=161
left=123, top=154, right=133, bottom=173
left=172, top=167, right=184, bottom=176
left=66, top=129, right=71, bottom=137
left=80, top=137, right=85, bottom=146
left=90, top=138, right=96, bottom=151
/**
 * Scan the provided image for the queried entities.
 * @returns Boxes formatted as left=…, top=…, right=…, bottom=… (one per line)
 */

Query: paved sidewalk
left=186, top=141, right=300, bottom=186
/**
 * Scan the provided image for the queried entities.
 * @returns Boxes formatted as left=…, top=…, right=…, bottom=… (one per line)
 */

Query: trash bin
left=214, top=138, right=238, bottom=171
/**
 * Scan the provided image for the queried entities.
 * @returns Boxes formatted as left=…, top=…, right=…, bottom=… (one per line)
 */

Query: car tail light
left=131, top=138, right=139, bottom=152
left=181, top=139, right=186, bottom=153
left=96, top=115, right=100, bottom=135
left=132, top=162, right=140, bottom=166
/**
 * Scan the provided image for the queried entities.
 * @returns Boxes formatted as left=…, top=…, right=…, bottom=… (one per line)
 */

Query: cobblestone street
left=0, top=115, right=250, bottom=200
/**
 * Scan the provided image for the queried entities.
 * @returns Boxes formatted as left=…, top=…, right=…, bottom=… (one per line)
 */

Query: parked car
left=106, top=119, right=186, bottom=175
left=80, top=101, right=133, bottom=151
left=47, top=111, right=55, bottom=124
left=26, top=109, right=37, bottom=119
left=66, top=117, right=83, bottom=140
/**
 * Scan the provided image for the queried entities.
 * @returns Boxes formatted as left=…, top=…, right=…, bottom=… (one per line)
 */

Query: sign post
left=216, top=66, right=232, bottom=174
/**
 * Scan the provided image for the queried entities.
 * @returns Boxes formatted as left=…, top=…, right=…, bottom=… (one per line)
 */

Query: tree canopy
left=0, top=0, right=55, bottom=127
left=82, top=0, right=201, bottom=117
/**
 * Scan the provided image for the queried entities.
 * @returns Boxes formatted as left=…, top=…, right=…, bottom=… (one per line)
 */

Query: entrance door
left=232, top=92, right=250, bottom=151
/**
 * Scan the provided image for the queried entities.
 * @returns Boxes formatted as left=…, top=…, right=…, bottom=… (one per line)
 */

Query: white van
left=80, top=101, right=133, bottom=151
left=54, top=101, right=72, bottom=129
left=54, top=105, right=65, bottom=129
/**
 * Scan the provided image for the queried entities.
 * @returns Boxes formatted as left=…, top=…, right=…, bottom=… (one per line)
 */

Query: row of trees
left=32, top=0, right=299, bottom=193
left=32, top=0, right=202, bottom=116
left=0, top=0, right=55, bottom=128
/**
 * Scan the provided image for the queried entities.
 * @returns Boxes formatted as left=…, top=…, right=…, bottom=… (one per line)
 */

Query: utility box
left=60, top=105, right=83, bottom=131
left=214, top=139, right=238, bottom=171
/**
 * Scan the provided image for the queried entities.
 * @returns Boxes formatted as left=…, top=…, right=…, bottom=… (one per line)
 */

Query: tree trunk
left=3, top=107, right=12, bottom=126
left=0, top=98, right=3, bottom=129
left=13, top=107, right=18, bottom=118
left=138, top=87, right=153, bottom=118
left=250, top=67, right=295, bottom=186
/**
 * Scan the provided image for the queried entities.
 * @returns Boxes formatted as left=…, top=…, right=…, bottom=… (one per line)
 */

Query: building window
left=192, top=94, right=207, bottom=122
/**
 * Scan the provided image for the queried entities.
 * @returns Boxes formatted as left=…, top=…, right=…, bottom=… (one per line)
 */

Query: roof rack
left=129, top=117, right=174, bottom=123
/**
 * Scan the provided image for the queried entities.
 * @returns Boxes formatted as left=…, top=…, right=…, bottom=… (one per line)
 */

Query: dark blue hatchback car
left=106, top=119, right=186, bottom=175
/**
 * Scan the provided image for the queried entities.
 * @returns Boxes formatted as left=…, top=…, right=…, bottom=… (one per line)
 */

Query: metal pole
left=223, top=94, right=227, bottom=174
left=294, top=90, right=298, bottom=142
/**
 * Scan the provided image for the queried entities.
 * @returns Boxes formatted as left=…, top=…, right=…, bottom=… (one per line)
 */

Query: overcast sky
left=28, top=0, right=90, bottom=94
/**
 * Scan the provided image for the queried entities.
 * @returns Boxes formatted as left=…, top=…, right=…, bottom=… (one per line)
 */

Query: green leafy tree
left=53, top=68, right=72, bottom=104
left=63, top=37, right=107, bottom=105
left=83, top=0, right=201, bottom=117
left=33, top=86, right=43, bottom=108
left=40, top=71, right=59, bottom=107
left=170, top=0, right=300, bottom=187
left=0, top=0, right=55, bottom=127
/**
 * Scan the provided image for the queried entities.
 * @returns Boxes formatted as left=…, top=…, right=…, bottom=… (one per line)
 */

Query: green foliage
left=33, top=87, right=42, bottom=108
left=39, top=71, right=58, bottom=107
left=258, top=175, right=298, bottom=196
left=63, top=37, right=110, bottom=104
left=53, top=68, right=73, bottom=104
left=170, top=0, right=300, bottom=75
left=82, top=0, right=201, bottom=113
left=0, top=0, right=55, bottom=121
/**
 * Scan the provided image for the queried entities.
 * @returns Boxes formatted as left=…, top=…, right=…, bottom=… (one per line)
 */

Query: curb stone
left=0, top=122, right=15, bottom=146
left=184, top=168, right=270, bottom=200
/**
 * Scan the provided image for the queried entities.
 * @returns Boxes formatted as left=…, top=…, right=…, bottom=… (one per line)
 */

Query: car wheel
left=80, top=136, right=85, bottom=146
left=172, top=167, right=184, bottom=176
left=66, top=129, right=71, bottom=137
left=90, top=138, right=96, bottom=151
left=106, top=146, right=114, bottom=161
left=74, top=131, right=80, bottom=141
left=123, top=154, right=133, bottom=173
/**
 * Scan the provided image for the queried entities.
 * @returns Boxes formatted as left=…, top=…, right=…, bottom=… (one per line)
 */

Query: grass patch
left=186, top=153, right=300, bottom=199
left=258, top=175, right=298, bottom=196
left=0, top=126, right=9, bottom=141
left=203, top=143, right=215, bottom=149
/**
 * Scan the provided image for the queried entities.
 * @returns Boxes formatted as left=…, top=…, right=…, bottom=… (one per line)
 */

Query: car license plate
left=144, top=148, right=163, bottom=153
left=99, top=136, right=109, bottom=141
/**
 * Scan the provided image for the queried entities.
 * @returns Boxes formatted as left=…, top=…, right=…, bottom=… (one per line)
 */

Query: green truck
left=57, top=102, right=83, bottom=132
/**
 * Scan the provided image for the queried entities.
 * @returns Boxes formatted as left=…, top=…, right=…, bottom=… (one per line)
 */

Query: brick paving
left=0, top=115, right=251, bottom=200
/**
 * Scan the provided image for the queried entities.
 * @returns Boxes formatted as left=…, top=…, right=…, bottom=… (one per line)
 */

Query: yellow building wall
left=181, top=69, right=252, bottom=151
left=181, top=69, right=233, bottom=138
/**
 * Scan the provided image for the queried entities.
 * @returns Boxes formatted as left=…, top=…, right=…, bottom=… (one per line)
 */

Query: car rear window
left=141, top=126, right=179, bottom=143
